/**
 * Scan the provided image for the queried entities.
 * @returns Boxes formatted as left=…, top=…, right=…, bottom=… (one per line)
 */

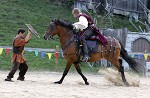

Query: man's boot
left=5, top=77, right=12, bottom=81
left=17, top=76, right=25, bottom=81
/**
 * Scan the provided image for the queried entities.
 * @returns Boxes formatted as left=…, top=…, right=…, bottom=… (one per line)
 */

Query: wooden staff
left=26, top=24, right=40, bottom=38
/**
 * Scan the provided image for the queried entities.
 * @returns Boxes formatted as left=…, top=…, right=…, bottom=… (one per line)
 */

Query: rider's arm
left=73, top=16, right=88, bottom=30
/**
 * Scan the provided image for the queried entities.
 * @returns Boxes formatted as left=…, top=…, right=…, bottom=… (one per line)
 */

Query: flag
left=148, top=55, right=150, bottom=60
left=55, top=52, right=59, bottom=59
left=34, top=50, right=39, bottom=57
left=40, top=51, right=45, bottom=58
left=27, top=50, right=32, bottom=52
left=130, top=54, right=135, bottom=58
left=47, top=53, right=52, bottom=59
left=144, top=54, right=148, bottom=60
left=60, top=49, right=64, bottom=58
left=0, top=48, right=3, bottom=55
left=137, top=54, right=142, bottom=59
left=5, top=48, right=10, bottom=54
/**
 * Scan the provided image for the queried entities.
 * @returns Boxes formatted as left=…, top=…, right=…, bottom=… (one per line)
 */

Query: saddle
left=77, top=35, right=100, bottom=57
left=78, top=35, right=116, bottom=54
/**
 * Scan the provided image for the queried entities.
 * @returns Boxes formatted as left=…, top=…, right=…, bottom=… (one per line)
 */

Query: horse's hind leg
left=74, top=63, right=89, bottom=85
left=118, top=59, right=129, bottom=86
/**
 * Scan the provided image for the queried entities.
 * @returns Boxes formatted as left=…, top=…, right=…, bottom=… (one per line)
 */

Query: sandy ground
left=0, top=71, right=150, bottom=98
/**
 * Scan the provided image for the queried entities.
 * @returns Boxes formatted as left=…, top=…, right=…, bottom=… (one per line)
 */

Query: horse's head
left=44, top=19, right=74, bottom=40
left=43, top=20, right=57, bottom=40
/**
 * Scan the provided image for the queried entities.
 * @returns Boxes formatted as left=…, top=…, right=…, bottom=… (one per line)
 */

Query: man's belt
left=13, top=47, right=22, bottom=54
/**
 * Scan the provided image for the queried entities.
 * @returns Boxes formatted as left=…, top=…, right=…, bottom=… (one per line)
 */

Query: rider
left=72, top=8, right=107, bottom=62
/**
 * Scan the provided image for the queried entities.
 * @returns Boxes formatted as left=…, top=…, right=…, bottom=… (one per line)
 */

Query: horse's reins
left=46, top=27, right=80, bottom=61
left=61, top=29, right=75, bottom=51
left=45, top=27, right=59, bottom=40
left=62, top=29, right=81, bottom=63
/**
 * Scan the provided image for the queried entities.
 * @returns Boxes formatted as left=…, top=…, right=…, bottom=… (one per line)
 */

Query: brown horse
left=44, top=19, right=139, bottom=86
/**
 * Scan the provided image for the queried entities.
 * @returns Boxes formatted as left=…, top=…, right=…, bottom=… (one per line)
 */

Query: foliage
left=0, top=50, right=99, bottom=73
left=0, top=0, right=75, bottom=48
left=0, top=0, right=144, bottom=48
left=48, top=0, right=74, bottom=8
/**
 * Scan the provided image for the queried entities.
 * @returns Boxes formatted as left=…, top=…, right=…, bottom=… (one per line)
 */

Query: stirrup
left=82, top=56, right=90, bottom=62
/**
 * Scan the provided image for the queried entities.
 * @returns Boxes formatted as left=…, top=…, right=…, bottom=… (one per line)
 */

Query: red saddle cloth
left=91, top=26, right=107, bottom=46
left=88, top=36, right=99, bottom=40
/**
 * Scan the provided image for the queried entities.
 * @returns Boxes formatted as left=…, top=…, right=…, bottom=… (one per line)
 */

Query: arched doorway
left=132, top=37, right=150, bottom=75
left=132, top=38, right=150, bottom=52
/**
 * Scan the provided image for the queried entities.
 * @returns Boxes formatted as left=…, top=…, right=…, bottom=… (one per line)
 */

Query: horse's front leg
left=74, top=63, right=89, bottom=85
left=54, top=61, right=72, bottom=84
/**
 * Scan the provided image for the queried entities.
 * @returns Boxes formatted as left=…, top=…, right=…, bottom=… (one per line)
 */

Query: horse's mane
left=53, top=19, right=74, bottom=30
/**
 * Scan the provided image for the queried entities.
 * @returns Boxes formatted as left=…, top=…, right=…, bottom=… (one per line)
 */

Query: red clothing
left=78, top=13, right=108, bottom=46
left=11, top=36, right=26, bottom=63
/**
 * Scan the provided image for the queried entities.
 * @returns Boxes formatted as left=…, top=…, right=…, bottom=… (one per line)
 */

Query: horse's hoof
left=54, top=81, right=62, bottom=84
left=85, top=82, right=89, bottom=85
left=124, top=82, right=129, bottom=86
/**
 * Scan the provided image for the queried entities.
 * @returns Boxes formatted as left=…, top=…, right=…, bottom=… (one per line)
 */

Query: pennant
left=144, top=54, right=148, bottom=60
left=27, top=50, right=32, bottom=52
left=5, top=48, right=10, bottom=54
left=60, top=49, right=64, bottom=58
left=130, top=54, right=135, bottom=58
left=34, top=50, right=39, bottom=57
left=0, top=48, right=3, bottom=55
left=40, top=52, right=45, bottom=58
left=137, top=54, right=142, bottom=59
left=148, top=55, right=150, bottom=60
left=47, top=53, right=52, bottom=59
left=55, top=52, right=59, bottom=59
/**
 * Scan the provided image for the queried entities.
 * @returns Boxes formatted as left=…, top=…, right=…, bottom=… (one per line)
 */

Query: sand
left=0, top=71, right=150, bottom=98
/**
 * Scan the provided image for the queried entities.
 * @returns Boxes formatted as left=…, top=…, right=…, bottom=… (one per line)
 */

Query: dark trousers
left=7, top=61, right=28, bottom=78
left=81, top=27, right=95, bottom=55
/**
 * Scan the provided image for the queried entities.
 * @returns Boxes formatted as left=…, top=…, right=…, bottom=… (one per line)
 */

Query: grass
left=0, top=50, right=99, bottom=73
left=0, top=0, right=145, bottom=47
left=0, top=0, right=75, bottom=48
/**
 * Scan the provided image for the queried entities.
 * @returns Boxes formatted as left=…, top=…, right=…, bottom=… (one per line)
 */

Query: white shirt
left=73, top=16, right=88, bottom=31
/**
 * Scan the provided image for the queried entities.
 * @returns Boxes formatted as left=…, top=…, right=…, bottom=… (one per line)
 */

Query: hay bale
left=99, top=68, right=140, bottom=87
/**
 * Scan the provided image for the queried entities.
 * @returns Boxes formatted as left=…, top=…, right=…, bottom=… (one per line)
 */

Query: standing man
left=72, top=8, right=107, bottom=62
left=5, top=28, right=32, bottom=81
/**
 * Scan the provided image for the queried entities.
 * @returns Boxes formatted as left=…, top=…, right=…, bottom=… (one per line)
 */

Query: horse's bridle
left=62, top=33, right=75, bottom=51
left=45, top=22, right=77, bottom=54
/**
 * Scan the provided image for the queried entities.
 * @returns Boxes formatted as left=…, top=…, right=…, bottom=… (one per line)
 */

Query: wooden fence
left=74, top=0, right=149, bottom=16
left=107, top=0, right=148, bottom=16
left=101, top=28, right=128, bottom=47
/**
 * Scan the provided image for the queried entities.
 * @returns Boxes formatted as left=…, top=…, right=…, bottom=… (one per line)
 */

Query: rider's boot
left=82, top=42, right=90, bottom=62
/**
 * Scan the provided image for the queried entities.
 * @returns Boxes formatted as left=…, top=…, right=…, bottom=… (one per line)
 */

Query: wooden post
left=55, top=45, right=59, bottom=71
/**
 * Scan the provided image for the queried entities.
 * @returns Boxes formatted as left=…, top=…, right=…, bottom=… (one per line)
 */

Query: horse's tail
left=119, top=41, right=140, bottom=73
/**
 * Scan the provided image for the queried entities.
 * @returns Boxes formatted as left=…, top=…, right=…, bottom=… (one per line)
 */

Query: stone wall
left=125, top=32, right=150, bottom=52
left=123, top=31, right=150, bottom=72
